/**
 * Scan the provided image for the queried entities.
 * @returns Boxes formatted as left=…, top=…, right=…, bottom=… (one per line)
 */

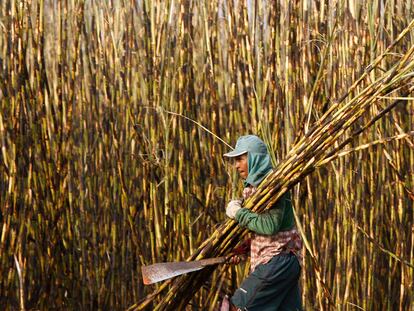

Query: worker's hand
left=226, top=199, right=242, bottom=219
left=226, top=254, right=246, bottom=265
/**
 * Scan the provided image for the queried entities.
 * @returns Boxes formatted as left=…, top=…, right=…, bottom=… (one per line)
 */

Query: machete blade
left=141, top=257, right=227, bottom=285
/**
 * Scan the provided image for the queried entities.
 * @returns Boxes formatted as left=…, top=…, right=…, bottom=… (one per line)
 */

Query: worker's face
left=234, top=154, right=248, bottom=179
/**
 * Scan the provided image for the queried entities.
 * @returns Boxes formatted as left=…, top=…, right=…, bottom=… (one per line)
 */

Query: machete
left=141, top=256, right=228, bottom=285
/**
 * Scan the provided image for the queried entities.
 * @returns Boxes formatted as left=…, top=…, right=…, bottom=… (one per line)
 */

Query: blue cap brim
left=223, top=149, right=248, bottom=157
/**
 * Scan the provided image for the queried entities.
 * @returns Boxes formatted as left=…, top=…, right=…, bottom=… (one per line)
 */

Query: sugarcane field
left=1, top=0, right=414, bottom=310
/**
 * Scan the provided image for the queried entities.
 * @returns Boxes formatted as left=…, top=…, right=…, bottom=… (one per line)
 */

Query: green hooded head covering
left=223, top=135, right=273, bottom=188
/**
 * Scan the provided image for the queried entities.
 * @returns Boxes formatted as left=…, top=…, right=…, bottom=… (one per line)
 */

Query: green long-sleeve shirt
left=234, top=192, right=295, bottom=235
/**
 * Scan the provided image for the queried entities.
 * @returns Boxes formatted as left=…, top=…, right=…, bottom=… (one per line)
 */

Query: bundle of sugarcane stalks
left=130, top=20, right=414, bottom=311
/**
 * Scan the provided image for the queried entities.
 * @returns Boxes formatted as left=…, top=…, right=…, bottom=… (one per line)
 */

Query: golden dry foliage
left=0, top=0, right=413, bottom=310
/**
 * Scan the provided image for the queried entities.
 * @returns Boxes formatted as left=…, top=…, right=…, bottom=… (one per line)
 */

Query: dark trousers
left=230, top=253, right=302, bottom=311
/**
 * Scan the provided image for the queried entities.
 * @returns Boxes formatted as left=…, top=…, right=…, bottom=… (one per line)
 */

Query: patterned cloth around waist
left=250, top=228, right=303, bottom=272
left=242, top=186, right=303, bottom=272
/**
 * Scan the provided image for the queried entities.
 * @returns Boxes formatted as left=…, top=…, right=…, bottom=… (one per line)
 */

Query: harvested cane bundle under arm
left=130, top=19, right=414, bottom=311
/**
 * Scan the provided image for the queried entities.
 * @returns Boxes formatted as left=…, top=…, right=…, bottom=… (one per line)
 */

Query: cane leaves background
left=0, top=0, right=413, bottom=310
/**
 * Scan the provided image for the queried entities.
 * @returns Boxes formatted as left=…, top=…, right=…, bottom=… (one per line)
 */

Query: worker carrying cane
left=222, top=135, right=303, bottom=311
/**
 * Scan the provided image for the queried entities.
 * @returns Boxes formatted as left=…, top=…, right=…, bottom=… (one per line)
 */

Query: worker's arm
left=234, top=193, right=292, bottom=235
